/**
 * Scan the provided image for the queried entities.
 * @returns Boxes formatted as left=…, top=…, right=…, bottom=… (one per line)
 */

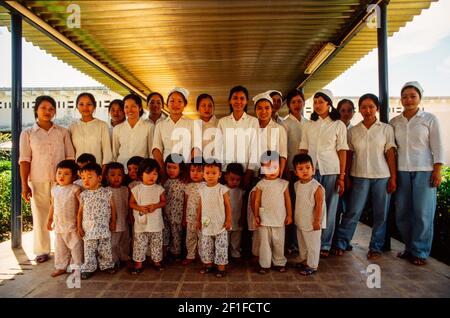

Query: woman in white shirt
left=217, top=85, right=259, bottom=188
left=333, top=94, right=397, bottom=260
left=390, top=81, right=445, bottom=266
left=69, top=92, right=112, bottom=166
left=299, top=89, right=348, bottom=257
left=147, top=92, right=167, bottom=127
left=196, top=93, right=219, bottom=159
left=253, top=91, right=287, bottom=177
left=112, top=94, right=154, bottom=168
left=152, top=87, right=194, bottom=177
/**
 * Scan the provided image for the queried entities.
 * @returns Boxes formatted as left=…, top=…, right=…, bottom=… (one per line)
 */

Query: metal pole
left=378, top=0, right=389, bottom=123
left=11, top=13, right=22, bottom=248
left=377, top=1, right=392, bottom=251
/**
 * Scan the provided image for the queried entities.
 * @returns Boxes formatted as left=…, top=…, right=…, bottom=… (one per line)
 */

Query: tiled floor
left=0, top=223, right=449, bottom=298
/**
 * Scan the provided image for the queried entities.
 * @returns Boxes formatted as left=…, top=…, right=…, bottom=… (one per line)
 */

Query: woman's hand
left=387, top=177, right=397, bottom=193
left=21, top=184, right=32, bottom=202
left=431, top=169, right=442, bottom=188
left=47, top=218, right=53, bottom=231
left=336, top=177, right=345, bottom=196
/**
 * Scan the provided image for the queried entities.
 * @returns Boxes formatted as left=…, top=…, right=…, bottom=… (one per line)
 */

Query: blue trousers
left=314, top=171, right=339, bottom=251
left=334, top=177, right=391, bottom=253
left=396, top=171, right=436, bottom=259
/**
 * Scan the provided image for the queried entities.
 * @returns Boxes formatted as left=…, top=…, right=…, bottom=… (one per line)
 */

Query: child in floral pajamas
left=77, top=162, right=117, bottom=279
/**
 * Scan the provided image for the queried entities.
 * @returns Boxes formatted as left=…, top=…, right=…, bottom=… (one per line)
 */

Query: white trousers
left=297, top=228, right=321, bottom=270
left=258, top=226, right=286, bottom=268
left=54, top=232, right=83, bottom=270
left=29, top=181, right=52, bottom=256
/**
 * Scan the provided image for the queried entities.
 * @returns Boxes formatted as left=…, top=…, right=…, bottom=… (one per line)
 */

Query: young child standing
left=164, top=153, right=186, bottom=260
left=77, top=162, right=117, bottom=279
left=74, top=153, right=96, bottom=188
left=106, top=162, right=131, bottom=269
left=129, top=158, right=166, bottom=273
left=47, top=160, right=82, bottom=277
left=197, top=160, right=232, bottom=278
left=224, top=163, right=245, bottom=259
left=182, top=158, right=204, bottom=265
left=293, top=154, right=326, bottom=275
left=254, top=151, right=292, bottom=274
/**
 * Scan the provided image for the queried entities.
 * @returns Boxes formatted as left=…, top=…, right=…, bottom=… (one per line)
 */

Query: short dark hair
left=260, top=150, right=280, bottom=164
left=56, top=159, right=78, bottom=177
left=76, top=153, right=96, bottom=164
left=337, top=99, right=355, bottom=112
left=76, top=92, right=96, bottom=108
left=190, top=156, right=205, bottom=168
left=108, top=99, right=124, bottom=112
left=203, top=157, right=222, bottom=171
left=79, top=162, right=102, bottom=176
left=226, top=163, right=244, bottom=177
left=228, top=85, right=249, bottom=113
left=138, top=158, right=160, bottom=179
left=34, top=95, right=56, bottom=119
left=310, top=92, right=340, bottom=121
left=165, top=153, right=186, bottom=167
left=147, top=92, right=165, bottom=106
left=123, top=93, right=144, bottom=117
left=292, top=153, right=314, bottom=168
left=127, top=156, right=144, bottom=167
left=358, top=93, right=379, bottom=110
left=105, top=162, right=125, bottom=175
left=196, top=93, right=214, bottom=111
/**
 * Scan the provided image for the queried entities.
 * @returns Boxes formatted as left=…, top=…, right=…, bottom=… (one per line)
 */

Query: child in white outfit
left=224, top=163, right=245, bottom=259
left=293, top=154, right=326, bottom=275
left=129, top=158, right=166, bottom=273
left=47, top=160, right=83, bottom=277
left=254, top=151, right=292, bottom=274
left=198, top=160, right=232, bottom=278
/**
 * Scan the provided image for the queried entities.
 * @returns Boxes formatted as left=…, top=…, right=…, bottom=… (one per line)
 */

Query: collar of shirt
left=316, top=115, right=332, bottom=124
left=356, top=119, right=381, bottom=129
left=401, top=109, right=424, bottom=120
left=227, top=112, right=249, bottom=123
left=31, top=122, right=59, bottom=133
left=125, top=117, right=146, bottom=129
left=288, top=113, right=306, bottom=123
left=166, top=115, right=189, bottom=125
left=77, top=118, right=100, bottom=126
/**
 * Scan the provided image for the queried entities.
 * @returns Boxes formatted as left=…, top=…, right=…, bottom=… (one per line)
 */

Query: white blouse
left=256, top=178, right=289, bottom=227
left=69, top=118, right=113, bottom=165
left=348, top=120, right=396, bottom=179
left=281, top=114, right=308, bottom=171
left=152, top=116, right=194, bottom=161
left=390, top=110, right=445, bottom=171
left=294, top=179, right=326, bottom=231
left=199, top=183, right=230, bottom=236
left=217, top=112, right=260, bottom=171
left=299, top=116, right=348, bottom=175
left=196, top=115, right=220, bottom=156
left=112, top=118, right=154, bottom=167
left=258, top=119, right=288, bottom=161
left=131, top=183, right=165, bottom=233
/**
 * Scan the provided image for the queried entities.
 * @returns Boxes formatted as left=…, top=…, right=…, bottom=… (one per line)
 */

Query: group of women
left=19, top=81, right=444, bottom=266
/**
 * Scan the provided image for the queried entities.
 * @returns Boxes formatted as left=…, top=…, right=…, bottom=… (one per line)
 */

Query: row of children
left=48, top=150, right=325, bottom=279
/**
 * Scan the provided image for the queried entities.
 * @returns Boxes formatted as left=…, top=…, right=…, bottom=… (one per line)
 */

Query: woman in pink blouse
left=19, top=95, right=75, bottom=263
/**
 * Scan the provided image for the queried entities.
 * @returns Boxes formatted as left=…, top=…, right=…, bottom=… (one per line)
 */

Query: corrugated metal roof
left=0, top=0, right=434, bottom=117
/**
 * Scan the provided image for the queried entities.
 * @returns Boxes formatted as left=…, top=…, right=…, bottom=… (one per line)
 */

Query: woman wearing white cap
left=112, top=94, right=154, bottom=168
left=299, top=89, right=348, bottom=257
left=390, top=81, right=445, bottom=266
left=267, top=90, right=284, bottom=124
left=217, top=85, right=259, bottom=188
left=253, top=92, right=288, bottom=177
left=152, top=87, right=194, bottom=177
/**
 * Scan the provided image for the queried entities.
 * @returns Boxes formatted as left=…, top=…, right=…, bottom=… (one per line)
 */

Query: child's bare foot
left=51, top=269, right=67, bottom=277
left=182, top=259, right=193, bottom=266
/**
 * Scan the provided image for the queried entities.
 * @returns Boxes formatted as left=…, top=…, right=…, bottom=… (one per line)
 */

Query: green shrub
left=433, top=166, right=450, bottom=264
left=0, top=132, right=11, bottom=161
left=0, top=167, right=32, bottom=242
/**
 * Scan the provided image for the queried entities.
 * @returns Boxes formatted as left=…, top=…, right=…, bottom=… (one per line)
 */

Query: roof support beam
left=378, top=0, right=390, bottom=123
left=2, top=1, right=147, bottom=100
left=11, top=12, right=22, bottom=249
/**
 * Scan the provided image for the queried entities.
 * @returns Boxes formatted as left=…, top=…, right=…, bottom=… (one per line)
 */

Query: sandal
left=397, top=250, right=412, bottom=260
left=258, top=267, right=269, bottom=275
left=330, top=247, right=345, bottom=256
left=200, top=265, right=214, bottom=274
left=411, top=257, right=426, bottom=266
left=275, top=266, right=286, bottom=273
left=299, top=267, right=316, bottom=276
left=320, top=250, right=330, bottom=258
left=367, top=250, right=381, bottom=260
left=51, top=269, right=67, bottom=277
left=35, top=254, right=49, bottom=263
left=215, top=270, right=226, bottom=278
left=81, top=271, right=94, bottom=280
